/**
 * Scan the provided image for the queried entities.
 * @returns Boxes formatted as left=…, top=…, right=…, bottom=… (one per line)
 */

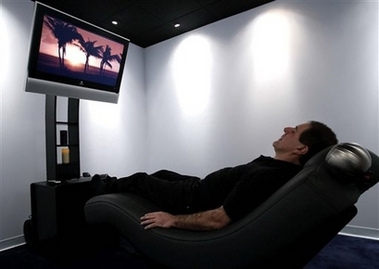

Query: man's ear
left=294, top=145, right=309, bottom=156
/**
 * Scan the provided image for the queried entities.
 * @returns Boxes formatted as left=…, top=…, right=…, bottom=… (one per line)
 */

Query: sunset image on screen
left=37, top=14, right=125, bottom=87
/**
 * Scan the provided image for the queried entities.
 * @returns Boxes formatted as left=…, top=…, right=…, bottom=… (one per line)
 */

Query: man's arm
left=140, top=206, right=232, bottom=231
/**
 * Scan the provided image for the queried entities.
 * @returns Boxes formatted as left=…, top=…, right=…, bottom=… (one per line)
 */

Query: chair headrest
left=324, top=142, right=378, bottom=190
left=326, top=143, right=371, bottom=176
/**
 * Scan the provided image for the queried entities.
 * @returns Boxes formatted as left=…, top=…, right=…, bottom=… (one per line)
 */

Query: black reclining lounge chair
left=84, top=143, right=379, bottom=269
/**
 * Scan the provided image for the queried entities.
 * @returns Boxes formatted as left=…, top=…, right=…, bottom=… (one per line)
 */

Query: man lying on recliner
left=92, top=121, right=337, bottom=231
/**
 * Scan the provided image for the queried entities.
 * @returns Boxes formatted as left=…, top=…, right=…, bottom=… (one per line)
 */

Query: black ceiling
left=31, top=0, right=274, bottom=48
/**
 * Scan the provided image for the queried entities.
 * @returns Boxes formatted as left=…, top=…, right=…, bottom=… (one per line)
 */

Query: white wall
left=80, top=43, right=147, bottom=178
left=1, top=0, right=43, bottom=249
left=145, top=0, right=378, bottom=235
left=0, top=0, right=378, bottom=250
left=0, top=0, right=147, bottom=249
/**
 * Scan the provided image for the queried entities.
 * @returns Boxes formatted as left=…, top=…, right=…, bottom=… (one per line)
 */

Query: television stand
left=45, top=95, right=80, bottom=181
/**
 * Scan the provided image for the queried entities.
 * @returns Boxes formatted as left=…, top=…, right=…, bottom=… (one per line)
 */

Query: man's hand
left=140, top=206, right=231, bottom=231
left=140, top=211, right=175, bottom=229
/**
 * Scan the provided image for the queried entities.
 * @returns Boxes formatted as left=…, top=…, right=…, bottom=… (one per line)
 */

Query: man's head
left=273, top=121, right=338, bottom=166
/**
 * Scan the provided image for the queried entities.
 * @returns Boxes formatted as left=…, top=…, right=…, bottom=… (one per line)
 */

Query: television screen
left=25, top=2, right=129, bottom=103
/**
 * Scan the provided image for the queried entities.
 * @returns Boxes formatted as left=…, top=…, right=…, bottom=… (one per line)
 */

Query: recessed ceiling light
left=112, top=20, right=118, bottom=25
left=174, top=23, right=181, bottom=28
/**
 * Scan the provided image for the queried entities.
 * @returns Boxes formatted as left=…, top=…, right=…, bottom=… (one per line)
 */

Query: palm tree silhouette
left=99, top=45, right=121, bottom=75
left=44, top=16, right=83, bottom=69
left=117, top=53, right=123, bottom=64
left=76, top=39, right=103, bottom=74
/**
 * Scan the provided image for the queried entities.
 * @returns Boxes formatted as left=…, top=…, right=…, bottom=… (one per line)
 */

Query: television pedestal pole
left=45, top=95, right=80, bottom=181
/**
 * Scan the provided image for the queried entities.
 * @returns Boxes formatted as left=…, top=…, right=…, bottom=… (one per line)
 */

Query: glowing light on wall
left=0, top=6, right=9, bottom=84
left=251, top=10, right=291, bottom=84
left=85, top=101, right=120, bottom=129
left=173, top=35, right=212, bottom=116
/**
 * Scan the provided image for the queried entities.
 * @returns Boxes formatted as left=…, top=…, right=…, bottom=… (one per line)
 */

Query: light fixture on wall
left=174, top=23, right=181, bottom=28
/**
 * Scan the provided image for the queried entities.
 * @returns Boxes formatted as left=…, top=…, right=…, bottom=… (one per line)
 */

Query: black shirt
left=194, top=156, right=302, bottom=221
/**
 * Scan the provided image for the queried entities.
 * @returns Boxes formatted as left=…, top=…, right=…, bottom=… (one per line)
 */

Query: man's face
left=272, top=123, right=311, bottom=154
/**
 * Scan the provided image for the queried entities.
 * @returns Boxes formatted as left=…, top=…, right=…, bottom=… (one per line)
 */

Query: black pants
left=112, top=170, right=201, bottom=214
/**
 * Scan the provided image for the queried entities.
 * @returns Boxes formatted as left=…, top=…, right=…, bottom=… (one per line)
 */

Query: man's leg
left=151, top=170, right=201, bottom=182
left=113, top=172, right=199, bottom=214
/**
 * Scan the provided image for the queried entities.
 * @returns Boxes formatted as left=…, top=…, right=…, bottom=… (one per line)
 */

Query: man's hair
left=298, top=121, right=338, bottom=165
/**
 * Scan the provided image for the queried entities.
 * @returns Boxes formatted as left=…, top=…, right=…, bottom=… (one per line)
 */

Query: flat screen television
left=25, top=2, right=129, bottom=103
